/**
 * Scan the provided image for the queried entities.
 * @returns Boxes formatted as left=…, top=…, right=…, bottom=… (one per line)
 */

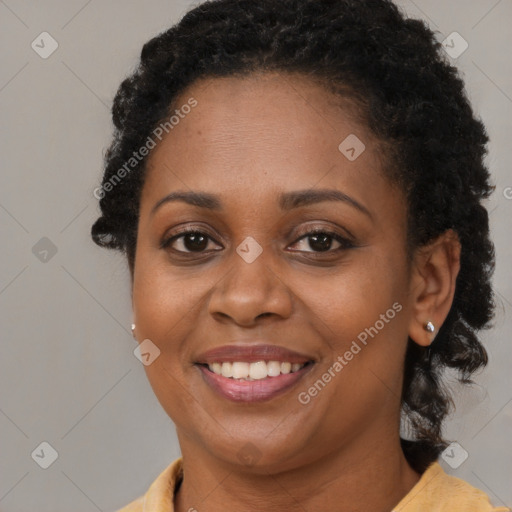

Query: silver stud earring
left=131, top=323, right=136, bottom=337
left=424, top=321, right=435, bottom=333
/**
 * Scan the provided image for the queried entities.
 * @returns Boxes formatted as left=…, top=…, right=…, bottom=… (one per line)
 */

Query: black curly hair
left=91, top=0, right=495, bottom=474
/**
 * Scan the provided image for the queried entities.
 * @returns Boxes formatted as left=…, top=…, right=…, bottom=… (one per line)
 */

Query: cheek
left=300, top=249, right=410, bottom=411
left=305, top=253, right=407, bottom=344
left=132, top=248, right=208, bottom=336
left=298, top=263, right=408, bottom=426
left=132, top=258, right=211, bottom=412
left=131, top=252, right=208, bottom=423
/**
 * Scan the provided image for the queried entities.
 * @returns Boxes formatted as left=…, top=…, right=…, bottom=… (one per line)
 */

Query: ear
left=408, top=229, right=461, bottom=347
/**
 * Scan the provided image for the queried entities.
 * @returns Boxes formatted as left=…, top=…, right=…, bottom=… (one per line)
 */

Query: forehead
left=140, top=72, right=391, bottom=211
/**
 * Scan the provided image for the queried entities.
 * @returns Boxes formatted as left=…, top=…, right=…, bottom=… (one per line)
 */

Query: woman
left=91, top=0, right=507, bottom=510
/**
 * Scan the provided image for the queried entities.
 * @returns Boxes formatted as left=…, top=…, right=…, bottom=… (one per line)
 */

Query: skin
left=131, top=72, right=461, bottom=511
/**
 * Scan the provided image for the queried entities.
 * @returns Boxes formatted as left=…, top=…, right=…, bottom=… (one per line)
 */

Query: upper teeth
left=208, top=361, right=305, bottom=380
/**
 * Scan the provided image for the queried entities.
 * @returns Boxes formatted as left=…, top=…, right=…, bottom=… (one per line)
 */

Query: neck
left=174, top=428, right=421, bottom=512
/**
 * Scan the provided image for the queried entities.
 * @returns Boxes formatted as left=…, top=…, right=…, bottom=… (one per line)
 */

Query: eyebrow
left=150, top=188, right=372, bottom=218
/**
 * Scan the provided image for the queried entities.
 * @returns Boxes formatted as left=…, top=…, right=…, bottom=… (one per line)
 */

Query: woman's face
left=132, top=72, right=415, bottom=472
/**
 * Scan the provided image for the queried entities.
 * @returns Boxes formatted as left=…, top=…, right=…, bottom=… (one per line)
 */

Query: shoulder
left=393, top=461, right=510, bottom=512
left=114, top=458, right=183, bottom=512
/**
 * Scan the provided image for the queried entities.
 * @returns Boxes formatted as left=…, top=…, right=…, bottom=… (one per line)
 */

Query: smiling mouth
left=201, top=360, right=311, bottom=380
left=194, top=343, right=316, bottom=401
left=196, top=360, right=315, bottom=402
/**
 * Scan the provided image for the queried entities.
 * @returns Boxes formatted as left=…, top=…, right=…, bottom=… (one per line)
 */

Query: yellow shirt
left=116, top=457, right=510, bottom=511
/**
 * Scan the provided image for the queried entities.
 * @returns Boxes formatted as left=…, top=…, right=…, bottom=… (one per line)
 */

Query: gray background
left=0, top=1, right=510, bottom=511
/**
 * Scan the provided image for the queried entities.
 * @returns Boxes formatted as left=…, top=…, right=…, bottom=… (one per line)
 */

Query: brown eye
left=162, top=230, right=222, bottom=253
left=289, top=229, right=354, bottom=253
left=306, top=233, right=334, bottom=252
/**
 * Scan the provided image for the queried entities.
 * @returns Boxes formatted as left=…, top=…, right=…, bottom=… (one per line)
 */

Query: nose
left=207, top=250, right=293, bottom=327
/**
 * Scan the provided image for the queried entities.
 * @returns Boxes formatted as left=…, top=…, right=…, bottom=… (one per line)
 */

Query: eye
left=289, top=228, right=354, bottom=253
left=161, top=226, right=354, bottom=256
left=161, top=228, right=222, bottom=253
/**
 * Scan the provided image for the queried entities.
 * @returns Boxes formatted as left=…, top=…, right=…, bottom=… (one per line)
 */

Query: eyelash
left=291, top=227, right=355, bottom=253
left=160, top=226, right=355, bottom=256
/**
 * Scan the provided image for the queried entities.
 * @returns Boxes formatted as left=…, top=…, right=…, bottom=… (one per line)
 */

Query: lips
left=195, top=344, right=315, bottom=402
left=195, top=344, right=313, bottom=364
